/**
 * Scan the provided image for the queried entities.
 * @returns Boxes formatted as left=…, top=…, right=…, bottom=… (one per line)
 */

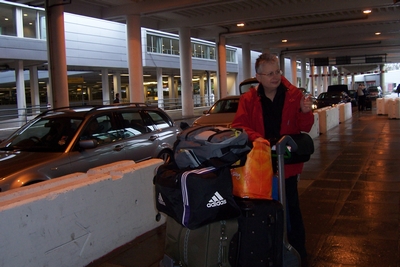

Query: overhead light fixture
left=363, top=9, right=372, bottom=14
left=375, top=32, right=381, bottom=35
left=282, top=39, right=288, bottom=43
left=237, top=23, right=245, bottom=27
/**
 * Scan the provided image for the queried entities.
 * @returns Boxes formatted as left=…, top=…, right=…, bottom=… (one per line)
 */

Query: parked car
left=0, top=103, right=180, bottom=192
left=314, top=91, right=350, bottom=109
left=192, top=96, right=240, bottom=127
left=366, top=86, right=383, bottom=99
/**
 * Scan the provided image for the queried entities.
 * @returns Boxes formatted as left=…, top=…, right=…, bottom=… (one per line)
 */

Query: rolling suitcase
left=229, top=136, right=301, bottom=267
left=161, top=216, right=238, bottom=267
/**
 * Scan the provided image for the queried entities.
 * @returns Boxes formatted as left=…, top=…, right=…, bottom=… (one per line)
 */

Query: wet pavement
left=75, top=107, right=400, bottom=266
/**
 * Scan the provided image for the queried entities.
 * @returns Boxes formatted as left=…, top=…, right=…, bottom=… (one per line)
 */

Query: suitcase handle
left=276, top=135, right=298, bottom=156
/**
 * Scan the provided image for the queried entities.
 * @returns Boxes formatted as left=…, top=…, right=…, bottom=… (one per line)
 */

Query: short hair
left=255, top=53, right=279, bottom=73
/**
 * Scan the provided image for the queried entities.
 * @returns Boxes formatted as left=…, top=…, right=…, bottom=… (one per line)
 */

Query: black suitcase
left=229, top=198, right=284, bottom=267
left=365, top=98, right=372, bottom=110
left=229, top=136, right=302, bottom=267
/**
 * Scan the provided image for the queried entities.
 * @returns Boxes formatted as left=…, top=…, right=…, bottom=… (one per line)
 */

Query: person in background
left=232, top=53, right=314, bottom=267
left=357, top=84, right=365, bottom=111
left=113, top=93, right=120, bottom=104
left=396, top=83, right=400, bottom=97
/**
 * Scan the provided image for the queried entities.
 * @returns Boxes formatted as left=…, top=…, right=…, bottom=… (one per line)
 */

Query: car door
left=66, top=113, right=128, bottom=172
left=118, top=110, right=160, bottom=162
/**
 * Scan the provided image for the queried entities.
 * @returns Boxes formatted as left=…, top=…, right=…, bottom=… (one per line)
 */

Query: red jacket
left=232, top=76, right=314, bottom=178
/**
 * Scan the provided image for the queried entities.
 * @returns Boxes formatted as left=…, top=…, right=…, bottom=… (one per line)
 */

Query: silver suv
left=0, top=103, right=180, bottom=192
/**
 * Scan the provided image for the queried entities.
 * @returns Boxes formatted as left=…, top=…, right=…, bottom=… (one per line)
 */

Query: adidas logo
left=158, top=193, right=166, bottom=206
left=206, top=191, right=227, bottom=208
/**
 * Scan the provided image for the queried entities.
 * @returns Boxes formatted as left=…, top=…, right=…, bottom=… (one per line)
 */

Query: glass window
left=22, top=8, right=37, bottom=38
left=0, top=4, right=17, bottom=36
left=120, top=111, right=150, bottom=135
left=226, top=49, right=237, bottom=63
left=38, top=11, right=46, bottom=39
left=171, top=39, right=179, bottom=55
left=147, top=111, right=172, bottom=129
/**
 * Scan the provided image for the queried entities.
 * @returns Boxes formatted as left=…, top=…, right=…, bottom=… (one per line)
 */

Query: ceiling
left=5, top=0, right=400, bottom=73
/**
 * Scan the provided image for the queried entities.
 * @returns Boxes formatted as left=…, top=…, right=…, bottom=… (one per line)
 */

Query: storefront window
left=22, top=8, right=37, bottom=38
left=0, top=4, right=17, bottom=36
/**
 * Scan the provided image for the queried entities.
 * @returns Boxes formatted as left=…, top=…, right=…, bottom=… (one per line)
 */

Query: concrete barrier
left=0, top=159, right=164, bottom=267
left=315, top=106, right=339, bottom=134
left=338, top=103, right=352, bottom=123
left=308, top=112, right=320, bottom=139
left=377, top=98, right=386, bottom=115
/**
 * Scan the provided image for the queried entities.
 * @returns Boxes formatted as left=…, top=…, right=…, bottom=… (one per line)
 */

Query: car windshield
left=208, top=99, right=240, bottom=114
left=0, top=117, right=83, bottom=152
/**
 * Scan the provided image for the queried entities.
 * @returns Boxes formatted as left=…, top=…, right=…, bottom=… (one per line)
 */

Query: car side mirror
left=79, top=139, right=98, bottom=149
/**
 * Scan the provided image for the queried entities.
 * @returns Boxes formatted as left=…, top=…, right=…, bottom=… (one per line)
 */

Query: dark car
left=0, top=103, right=180, bottom=192
left=366, top=86, right=383, bottom=99
left=193, top=96, right=240, bottom=127
left=315, top=91, right=350, bottom=109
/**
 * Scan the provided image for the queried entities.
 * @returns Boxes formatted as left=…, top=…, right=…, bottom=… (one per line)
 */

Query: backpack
left=173, top=125, right=250, bottom=169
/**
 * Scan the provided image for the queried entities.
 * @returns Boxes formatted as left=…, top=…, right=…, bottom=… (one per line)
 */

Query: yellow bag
left=231, top=141, right=274, bottom=199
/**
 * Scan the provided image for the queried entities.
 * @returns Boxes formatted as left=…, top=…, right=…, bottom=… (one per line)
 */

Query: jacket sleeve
left=232, top=90, right=264, bottom=142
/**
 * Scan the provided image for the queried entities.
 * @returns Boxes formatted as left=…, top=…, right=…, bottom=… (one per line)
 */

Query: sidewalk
left=87, top=107, right=400, bottom=267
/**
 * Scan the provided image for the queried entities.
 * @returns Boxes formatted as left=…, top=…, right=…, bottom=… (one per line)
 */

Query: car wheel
left=158, top=149, right=173, bottom=164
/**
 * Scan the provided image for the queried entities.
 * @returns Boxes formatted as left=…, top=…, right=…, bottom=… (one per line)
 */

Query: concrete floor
left=87, top=107, right=400, bottom=267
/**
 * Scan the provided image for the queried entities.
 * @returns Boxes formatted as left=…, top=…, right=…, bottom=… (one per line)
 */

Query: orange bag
left=231, top=141, right=274, bottom=199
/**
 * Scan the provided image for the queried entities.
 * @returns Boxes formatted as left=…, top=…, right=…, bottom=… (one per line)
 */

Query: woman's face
left=256, top=62, right=282, bottom=91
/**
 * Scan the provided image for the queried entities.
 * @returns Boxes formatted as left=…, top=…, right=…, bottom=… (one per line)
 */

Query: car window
left=1, top=117, right=82, bottom=152
left=120, top=111, right=150, bottom=136
left=146, top=110, right=173, bottom=130
left=80, top=114, right=121, bottom=146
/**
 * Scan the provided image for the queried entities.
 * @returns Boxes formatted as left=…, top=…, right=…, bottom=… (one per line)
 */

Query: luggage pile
left=153, top=125, right=302, bottom=267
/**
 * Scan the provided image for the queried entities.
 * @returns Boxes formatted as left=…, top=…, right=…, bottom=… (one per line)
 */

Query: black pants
left=285, top=175, right=307, bottom=259
left=358, top=95, right=365, bottom=111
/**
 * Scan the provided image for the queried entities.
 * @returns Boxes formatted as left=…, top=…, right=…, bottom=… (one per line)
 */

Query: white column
left=242, top=42, right=251, bottom=80
left=101, top=69, right=110, bottom=105
left=168, top=75, right=174, bottom=99
left=199, top=74, right=205, bottom=106
left=328, top=66, right=333, bottom=85
left=316, top=67, right=322, bottom=95
left=217, top=35, right=227, bottom=99
left=310, top=66, right=315, bottom=96
left=380, top=64, right=386, bottom=94
left=113, top=72, right=121, bottom=100
left=179, top=27, right=194, bottom=117
left=291, top=56, right=297, bottom=86
left=156, top=67, right=164, bottom=108
left=45, top=2, right=69, bottom=108
left=300, top=58, right=307, bottom=90
left=15, top=61, right=26, bottom=123
left=323, top=67, right=328, bottom=92
left=126, top=14, right=144, bottom=102
left=29, top=66, right=40, bottom=114
left=15, top=7, right=23, bottom=37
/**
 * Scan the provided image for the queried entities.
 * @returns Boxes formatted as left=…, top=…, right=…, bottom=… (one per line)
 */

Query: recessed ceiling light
left=375, top=32, right=381, bottom=35
left=237, top=23, right=245, bottom=27
left=363, top=9, right=372, bottom=14
left=282, top=39, right=288, bottom=43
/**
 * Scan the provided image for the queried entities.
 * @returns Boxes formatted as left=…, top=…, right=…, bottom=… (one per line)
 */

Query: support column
left=179, top=27, right=194, bottom=117
left=242, top=42, right=251, bottom=80
left=217, top=35, right=227, bottom=99
left=310, top=66, right=315, bottom=96
left=168, top=75, right=174, bottom=99
left=101, top=69, right=110, bottom=105
left=156, top=67, right=164, bottom=108
left=126, top=14, right=144, bottom=102
left=316, top=66, right=322, bottom=95
left=113, top=72, right=121, bottom=101
left=29, top=66, right=40, bottom=114
left=291, top=56, right=297, bottom=86
left=380, top=64, right=386, bottom=94
left=45, top=2, right=69, bottom=108
left=300, top=58, right=307, bottom=90
left=323, top=66, right=328, bottom=92
left=15, top=60, right=27, bottom=123
left=199, top=74, right=205, bottom=106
